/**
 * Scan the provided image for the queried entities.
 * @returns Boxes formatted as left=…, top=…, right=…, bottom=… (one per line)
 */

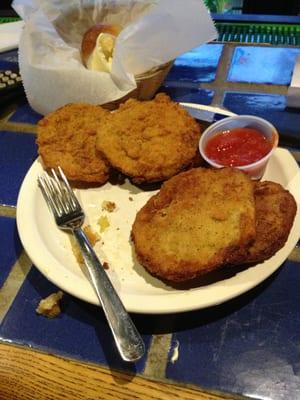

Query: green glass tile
left=215, top=23, right=300, bottom=45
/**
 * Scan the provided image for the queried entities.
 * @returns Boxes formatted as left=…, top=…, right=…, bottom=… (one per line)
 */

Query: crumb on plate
left=101, top=200, right=116, bottom=212
left=70, top=225, right=101, bottom=264
left=103, top=261, right=109, bottom=270
left=98, top=215, right=110, bottom=232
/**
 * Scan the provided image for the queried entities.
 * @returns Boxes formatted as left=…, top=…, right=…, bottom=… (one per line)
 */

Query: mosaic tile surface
left=9, top=102, right=43, bottom=124
left=0, top=42, right=299, bottom=399
left=0, top=131, right=37, bottom=207
left=166, top=43, right=224, bottom=83
left=0, top=266, right=151, bottom=373
left=165, top=261, right=300, bottom=400
left=228, top=46, right=300, bottom=85
left=223, top=92, right=300, bottom=148
left=0, top=49, right=18, bottom=69
left=160, top=86, right=214, bottom=104
left=0, top=216, right=22, bottom=288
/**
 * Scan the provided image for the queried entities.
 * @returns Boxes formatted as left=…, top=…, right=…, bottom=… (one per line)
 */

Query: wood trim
left=0, top=342, right=239, bottom=400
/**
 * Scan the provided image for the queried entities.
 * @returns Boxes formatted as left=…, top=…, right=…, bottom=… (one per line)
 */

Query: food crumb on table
left=170, top=340, right=180, bottom=364
left=36, top=291, right=63, bottom=318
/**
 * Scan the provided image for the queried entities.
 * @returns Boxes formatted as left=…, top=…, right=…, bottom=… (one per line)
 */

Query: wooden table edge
left=0, top=341, right=245, bottom=400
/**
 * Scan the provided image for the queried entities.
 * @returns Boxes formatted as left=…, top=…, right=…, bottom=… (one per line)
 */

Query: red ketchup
left=205, top=127, right=272, bottom=167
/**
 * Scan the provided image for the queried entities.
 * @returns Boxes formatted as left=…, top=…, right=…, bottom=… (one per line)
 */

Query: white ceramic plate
left=16, top=105, right=300, bottom=314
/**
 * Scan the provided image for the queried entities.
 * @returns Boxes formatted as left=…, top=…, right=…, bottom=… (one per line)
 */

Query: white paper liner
left=13, top=0, right=217, bottom=115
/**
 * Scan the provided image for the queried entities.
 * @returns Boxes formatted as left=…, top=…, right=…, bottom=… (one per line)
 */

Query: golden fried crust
left=96, top=93, right=202, bottom=183
left=37, top=103, right=110, bottom=184
left=132, top=167, right=256, bottom=282
left=242, top=181, right=297, bottom=264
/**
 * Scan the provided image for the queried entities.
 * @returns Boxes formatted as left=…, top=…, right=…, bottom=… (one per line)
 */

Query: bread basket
left=102, top=61, right=173, bottom=110
left=15, top=0, right=216, bottom=115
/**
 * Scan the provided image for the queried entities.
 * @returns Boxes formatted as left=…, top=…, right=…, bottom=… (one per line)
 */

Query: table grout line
left=0, top=121, right=37, bottom=134
left=209, top=41, right=235, bottom=106
left=0, top=205, right=16, bottom=218
left=202, top=80, right=289, bottom=96
left=291, top=151, right=300, bottom=161
left=143, top=333, right=173, bottom=379
left=0, top=251, right=32, bottom=324
left=195, top=44, right=288, bottom=108
left=289, top=247, right=300, bottom=262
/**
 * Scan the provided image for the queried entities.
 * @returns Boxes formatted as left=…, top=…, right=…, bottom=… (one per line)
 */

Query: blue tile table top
left=9, top=102, right=43, bottom=125
left=160, top=85, right=214, bottom=105
left=165, top=261, right=300, bottom=400
left=0, top=267, right=150, bottom=374
left=223, top=92, right=300, bottom=147
left=0, top=42, right=300, bottom=400
left=0, top=130, right=37, bottom=207
left=0, top=216, right=22, bottom=288
left=166, top=43, right=224, bottom=83
left=228, top=46, right=300, bottom=85
left=0, top=49, right=18, bottom=70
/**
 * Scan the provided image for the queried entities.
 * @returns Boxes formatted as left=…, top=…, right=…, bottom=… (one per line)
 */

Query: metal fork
left=38, top=167, right=145, bottom=362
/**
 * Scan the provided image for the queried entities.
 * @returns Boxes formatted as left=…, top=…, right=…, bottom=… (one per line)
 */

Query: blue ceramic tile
left=160, top=86, right=214, bottom=105
left=0, top=50, right=18, bottom=70
left=165, top=261, right=300, bottom=400
left=166, top=44, right=223, bottom=83
left=0, top=216, right=22, bottom=288
left=0, top=267, right=151, bottom=373
left=229, top=46, right=300, bottom=85
left=0, top=131, right=37, bottom=206
left=223, top=92, right=300, bottom=148
left=9, top=103, right=43, bottom=125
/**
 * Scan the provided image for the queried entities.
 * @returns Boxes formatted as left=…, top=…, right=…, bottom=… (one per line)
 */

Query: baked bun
left=81, top=24, right=121, bottom=67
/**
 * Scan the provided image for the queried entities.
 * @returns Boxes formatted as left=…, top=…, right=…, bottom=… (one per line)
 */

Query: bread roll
left=81, top=24, right=121, bottom=69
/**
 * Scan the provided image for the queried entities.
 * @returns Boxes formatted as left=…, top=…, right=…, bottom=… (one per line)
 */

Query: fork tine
left=57, top=166, right=81, bottom=210
left=38, top=174, right=61, bottom=217
left=50, top=169, right=72, bottom=214
left=47, top=171, right=69, bottom=215
left=39, top=168, right=80, bottom=218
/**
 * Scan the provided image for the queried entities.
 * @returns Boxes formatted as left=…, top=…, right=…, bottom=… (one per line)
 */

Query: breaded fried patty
left=132, top=168, right=256, bottom=282
left=37, top=103, right=110, bottom=184
left=242, top=181, right=297, bottom=264
left=96, top=93, right=202, bottom=184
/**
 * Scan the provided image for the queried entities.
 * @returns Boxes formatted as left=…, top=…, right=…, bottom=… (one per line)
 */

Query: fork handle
left=73, top=228, right=145, bottom=362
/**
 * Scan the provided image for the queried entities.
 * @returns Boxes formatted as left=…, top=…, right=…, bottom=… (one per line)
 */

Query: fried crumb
left=36, top=291, right=63, bottom=318
left=70, top=225, right=101, bottom=264
left=129, top=196, right=133, bottom=201
left=103, top=261, right=109, bottom=270
left=98, top=215, right=110, bottom=232
left=101, top=200, right=116, bottom=212
left=84, top=225, right=101, bottom=243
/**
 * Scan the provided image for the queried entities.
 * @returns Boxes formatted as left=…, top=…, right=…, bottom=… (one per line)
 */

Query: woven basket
left=102, top=61, right=173, bottom=110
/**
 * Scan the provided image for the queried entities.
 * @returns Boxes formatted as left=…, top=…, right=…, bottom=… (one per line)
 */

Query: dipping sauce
left=204, top=127, right=272, bottom=167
